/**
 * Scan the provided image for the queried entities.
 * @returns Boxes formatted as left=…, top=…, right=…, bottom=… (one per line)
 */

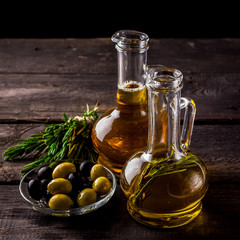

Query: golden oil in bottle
left=117, top=80, right=147, bottom=106
left=91, top=30, right=150, bottom=177
left=91, top=80, right=148, bottom=177
left=125, top=151, right=208, bottom=228
left=120, top=66, right=208, bottom=228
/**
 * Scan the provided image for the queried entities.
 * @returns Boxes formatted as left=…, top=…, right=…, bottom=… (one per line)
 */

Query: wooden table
left=0, top=38, right=239, bottom=239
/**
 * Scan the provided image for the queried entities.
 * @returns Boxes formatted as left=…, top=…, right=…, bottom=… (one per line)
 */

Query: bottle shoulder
left=93, top=106, right=148, bottom=135
left=91, top=107, right=148, bottom=154
left=120, top=150, right=208, bottom=198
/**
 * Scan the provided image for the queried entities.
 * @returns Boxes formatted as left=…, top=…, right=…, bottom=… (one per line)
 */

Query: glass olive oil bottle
left=91, top=30, right=149, bottom=177
left=120, top=66, right=208, bottom=228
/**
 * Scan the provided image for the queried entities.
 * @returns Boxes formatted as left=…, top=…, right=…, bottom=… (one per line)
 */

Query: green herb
left=3, top=104, right=99, bottom=176
left=132, top=150, right=199, bottom=203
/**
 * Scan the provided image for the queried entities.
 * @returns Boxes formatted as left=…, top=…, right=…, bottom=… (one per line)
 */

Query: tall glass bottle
left=120, top=65, right=208, bottom=228
left=91, top=30, right=149, bottom=177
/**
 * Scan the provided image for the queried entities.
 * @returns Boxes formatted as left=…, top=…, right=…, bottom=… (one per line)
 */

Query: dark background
left=0, top=2, right=239, bottom=38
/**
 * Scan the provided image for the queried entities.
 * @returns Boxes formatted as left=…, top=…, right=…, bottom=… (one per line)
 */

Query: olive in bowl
left=19, top=160, right=116, bottom=216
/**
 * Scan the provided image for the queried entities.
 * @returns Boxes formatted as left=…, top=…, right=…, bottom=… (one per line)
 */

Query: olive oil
left=91, top=30, right=150, bottom=177
left=91, top=81, right=148, bottom=177
left=117, top=80, right=147, bottom=105
left=124, top=151, right=208, bottom=228
left=120, top=66, right=208, bottom=228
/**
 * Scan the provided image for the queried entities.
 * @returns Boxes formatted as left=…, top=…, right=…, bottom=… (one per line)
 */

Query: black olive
left=83, top=179, right=93, bottom=189
left=79, top=161, right=95, bottom=178
left=44, top=190, right=52, bottom=203
left=28, top=179, right=43, bottom=200
left=40, top=178, right=50, bottom=189
left=68, top=189, right=80, bottom=207
left=37, top=166, right=53, bottom=180
left=67, top=172, right=83, bottom=190
left=74, top=162, right=81, bottom=173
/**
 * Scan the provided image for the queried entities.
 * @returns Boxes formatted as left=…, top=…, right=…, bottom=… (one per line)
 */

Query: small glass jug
left=120, top=65, right=208, bottom=228
left=91, top=30, right=149, bottom=177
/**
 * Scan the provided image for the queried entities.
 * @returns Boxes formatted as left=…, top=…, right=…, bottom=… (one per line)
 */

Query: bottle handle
left=180, top=97, right=196, bottom=150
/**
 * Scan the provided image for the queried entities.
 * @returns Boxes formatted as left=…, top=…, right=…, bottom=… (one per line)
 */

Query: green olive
left=49, top=194, right=74, bottom=209
left=77, top=188, right=97, bottom=206
left=90, top=164, right=107, bottom=181
left=47, top=178, right=72, bottom=195
left=92, top=176, right=111, bottom=195
left=52, top=162, right=76, bottom=179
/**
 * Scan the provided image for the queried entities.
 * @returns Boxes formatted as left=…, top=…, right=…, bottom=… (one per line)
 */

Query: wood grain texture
left=0, top=38, right=239, bottom=240
left=0, top=38, right=116, bottom=74
left=0, top=72, right=239, bottom=121
left=0, top=183, right=239, bottom=240
left=0, top=38, right=239, bottom=122
left=0, top=38, right=240, bottom=74
left=1, top=124, right=239, bottom=183
left=149, top=38, right=240, bottom=73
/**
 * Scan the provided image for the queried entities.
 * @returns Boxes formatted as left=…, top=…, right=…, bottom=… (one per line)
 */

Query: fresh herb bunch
left=132, top=150, right=200, bottom=202
left=3, top=105, right=99, bottom=176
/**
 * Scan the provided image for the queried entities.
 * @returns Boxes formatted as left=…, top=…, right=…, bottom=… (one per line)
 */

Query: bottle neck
left=146, top=66, right=185, bottom=161
left=112, top=30, right=149, bottom=107
left=116, top=49, right=148, bottom=107
left=116, top=47, right=148, bottom=87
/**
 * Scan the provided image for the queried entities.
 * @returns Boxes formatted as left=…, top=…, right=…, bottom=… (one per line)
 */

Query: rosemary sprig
left=132, top=150, right=199, bottom=203
left=3, top=105, right=99, bottom=176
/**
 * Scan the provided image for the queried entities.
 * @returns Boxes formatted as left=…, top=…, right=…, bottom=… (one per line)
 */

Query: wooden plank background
left=0, top=39, right=239, bottom=122
left=0, top=38, right=239, bottom=239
